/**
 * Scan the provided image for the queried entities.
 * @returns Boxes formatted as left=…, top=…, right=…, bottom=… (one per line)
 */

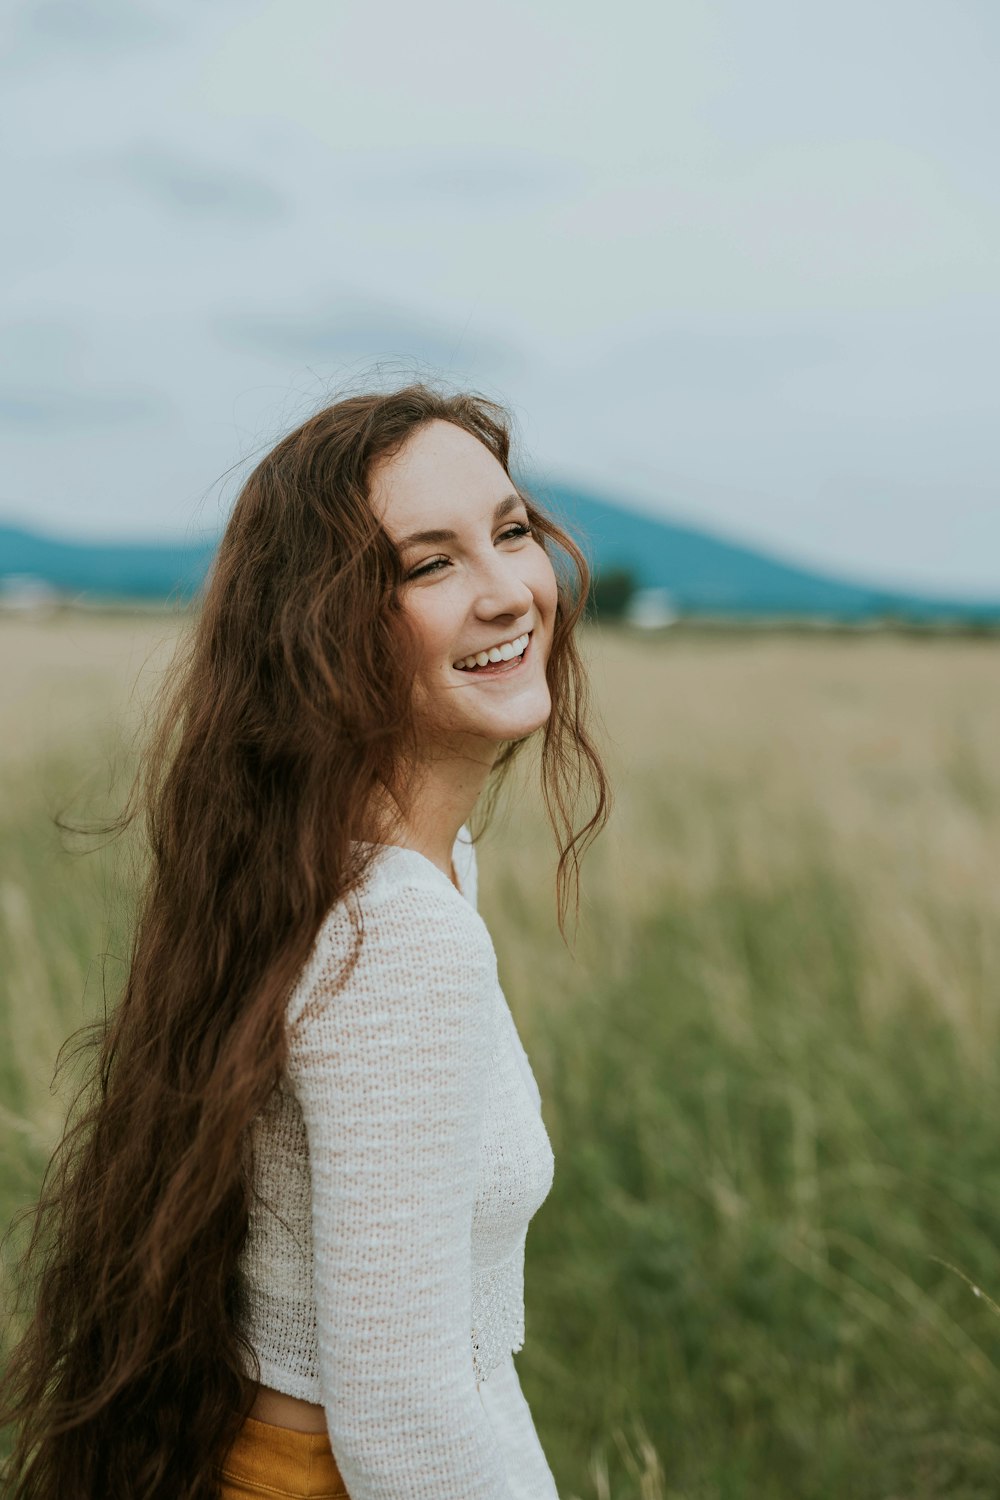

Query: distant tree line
left=586, top=564, right=639, bottom=620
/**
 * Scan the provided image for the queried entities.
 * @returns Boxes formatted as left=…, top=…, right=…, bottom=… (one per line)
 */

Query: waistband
left=220, top=1413, right=348, bottom=1498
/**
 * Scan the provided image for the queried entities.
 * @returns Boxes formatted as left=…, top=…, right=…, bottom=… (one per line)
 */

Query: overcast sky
left=2, top=0, right=998, bottom=598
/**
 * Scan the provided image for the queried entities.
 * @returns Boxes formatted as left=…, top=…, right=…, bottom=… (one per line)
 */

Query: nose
left=471, top=548, right=534, bottom=623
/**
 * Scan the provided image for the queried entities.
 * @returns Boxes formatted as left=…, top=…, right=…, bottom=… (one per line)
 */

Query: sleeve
left=452, top=829, right=560, bottom=1498
left=477, top=1350, right=561, bottom=1500
left=286, top=882, right=515, bottom=1500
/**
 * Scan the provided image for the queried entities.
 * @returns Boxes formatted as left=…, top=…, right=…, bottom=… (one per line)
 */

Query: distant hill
left=0, top=523, right=216, bottom=601
left=537, top=482, right=1000, bottom=623
left=2, top=485, right=998, bottom=623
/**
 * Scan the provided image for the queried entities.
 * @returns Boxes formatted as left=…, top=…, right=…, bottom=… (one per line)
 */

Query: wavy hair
left=0, top=380, right=611, bottom=1498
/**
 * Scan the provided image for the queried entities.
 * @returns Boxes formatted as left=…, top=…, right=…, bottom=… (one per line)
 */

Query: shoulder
left=364, top=849, right=493, bottom=969
left=286, top=845, right=495, bottom=1035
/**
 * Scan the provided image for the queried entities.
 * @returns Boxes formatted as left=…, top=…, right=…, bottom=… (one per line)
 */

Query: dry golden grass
left=480, top=627, right=1000, bottom=1069
left=4, top=610, right=998, bottom=1051
left=0, top=610, right=181, bottom=772
left=5, top=608, right=998, bottom=1080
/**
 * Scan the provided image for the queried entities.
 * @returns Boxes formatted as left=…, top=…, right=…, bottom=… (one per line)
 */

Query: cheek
left=530, top=552, right=559, bottom=620
left=405, top=602, right=454, bottom=668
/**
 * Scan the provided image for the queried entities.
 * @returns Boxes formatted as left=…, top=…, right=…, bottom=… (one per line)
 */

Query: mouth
left=452, top=630, right=533, bottom=678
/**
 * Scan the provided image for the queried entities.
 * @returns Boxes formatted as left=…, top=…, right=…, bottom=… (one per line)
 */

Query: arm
left=477, top=1351, right=560, bottom=1500
left=286, top=881, right=514, bottom=1500
left=454, top=829, right=560, bottom=1497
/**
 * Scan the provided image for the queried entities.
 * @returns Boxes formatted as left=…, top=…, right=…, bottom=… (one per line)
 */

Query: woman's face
left=370, top=418, right=559, bottom=757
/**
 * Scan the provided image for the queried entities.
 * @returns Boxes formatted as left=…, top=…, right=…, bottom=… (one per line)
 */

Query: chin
left=487, top=688, right=552, bottom=734
left=419, top=679, right=553, bottom=747
left=433, top=704, right=551, bottom=749
left=476, top=706, right=552, bottom=742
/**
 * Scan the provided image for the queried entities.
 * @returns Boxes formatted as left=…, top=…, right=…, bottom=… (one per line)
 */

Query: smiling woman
left=0, top=380, right=612, bottom=1500
left=365, top=419, right=561, bottom=831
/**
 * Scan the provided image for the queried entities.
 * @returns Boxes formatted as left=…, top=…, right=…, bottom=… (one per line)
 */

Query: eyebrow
left=396, top=492, right=525, bottom=551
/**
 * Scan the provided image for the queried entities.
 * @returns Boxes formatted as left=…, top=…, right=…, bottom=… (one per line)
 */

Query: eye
left=408, top=556, right=449, bottom=579
left=404, top=522, right=536, bottom=579
left=500, top=522, right=533, bottom=542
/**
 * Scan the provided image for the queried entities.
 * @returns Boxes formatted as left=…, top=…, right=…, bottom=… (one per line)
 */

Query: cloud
left=0, top=388, right=164, bottom=430
left=6, top=0, right=171, bottom=66
left=117, top=145, right=288, bottom=223
left=611, top=322, right=842, bottom=394
left=215, top=297, right=524, bottom=378
left=343, top=145, right=585, bottom=209
left=1, top=316, right=84, bottom=374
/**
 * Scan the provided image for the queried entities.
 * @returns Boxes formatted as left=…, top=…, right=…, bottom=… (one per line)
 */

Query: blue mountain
left=534, top=482, right=1000, bottom=622
left=2, top=485, right=997, bottom=622
left=0, top=523, right=216, bottom=601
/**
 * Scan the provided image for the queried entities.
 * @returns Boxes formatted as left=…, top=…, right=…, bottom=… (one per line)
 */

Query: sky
left=2, top=0, right=998, bottom=599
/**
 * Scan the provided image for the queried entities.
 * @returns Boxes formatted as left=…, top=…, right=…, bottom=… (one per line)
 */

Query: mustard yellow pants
left=218, top=1414, right=349, bottom=1499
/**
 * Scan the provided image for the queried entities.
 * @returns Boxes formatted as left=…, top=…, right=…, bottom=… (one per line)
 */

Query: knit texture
left=237, top=827, right=559, bottom=1499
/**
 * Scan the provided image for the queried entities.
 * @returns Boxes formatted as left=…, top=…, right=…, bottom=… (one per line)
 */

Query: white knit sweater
left=237, top=826, right=560, bottom=1499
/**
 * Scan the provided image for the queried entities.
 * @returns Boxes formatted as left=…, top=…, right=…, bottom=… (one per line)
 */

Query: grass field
left=3, top=612, right=1000, bottom=1498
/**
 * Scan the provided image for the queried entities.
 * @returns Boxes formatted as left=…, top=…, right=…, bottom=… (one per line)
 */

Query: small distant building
left=624, top=586, right=679, bottom=629
left=0, top=573, right=61, bottom=616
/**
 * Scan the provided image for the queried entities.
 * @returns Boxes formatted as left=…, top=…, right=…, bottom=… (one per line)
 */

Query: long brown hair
left=0, top=380, right=610, bottom=1498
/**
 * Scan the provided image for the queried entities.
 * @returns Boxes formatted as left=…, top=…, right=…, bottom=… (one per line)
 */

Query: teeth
left=454, top=632, right=530, bottom=671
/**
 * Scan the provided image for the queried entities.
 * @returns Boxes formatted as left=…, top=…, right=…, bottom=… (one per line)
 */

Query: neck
left=366, top=736, right=498, bottom=882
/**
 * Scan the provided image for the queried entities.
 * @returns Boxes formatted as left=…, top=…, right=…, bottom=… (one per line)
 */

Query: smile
left=453, top=631, right=532, bottom=675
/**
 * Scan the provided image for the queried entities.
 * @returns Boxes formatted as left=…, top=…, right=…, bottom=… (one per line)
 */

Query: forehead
left=369, top=419, right=510, bottom=538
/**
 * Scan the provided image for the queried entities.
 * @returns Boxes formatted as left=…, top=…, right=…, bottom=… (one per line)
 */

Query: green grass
left=0, top=757, right=139, bottom=1258
left=520, top=806, right=1000, bottom=1497
left=3, top=619, right=1000, bottom=1497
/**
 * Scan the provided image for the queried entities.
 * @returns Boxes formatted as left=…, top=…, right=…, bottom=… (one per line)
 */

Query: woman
left=1, top=382, right=610, bottom=1498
